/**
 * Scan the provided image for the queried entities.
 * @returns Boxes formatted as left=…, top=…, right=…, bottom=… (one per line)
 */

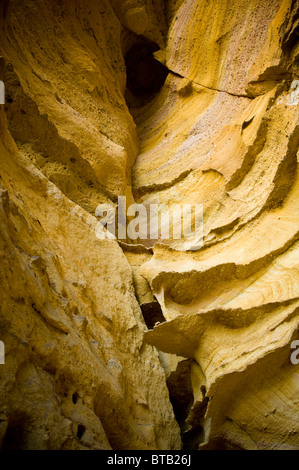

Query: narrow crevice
left=124, top=38, right=169, bottom=109
left=165, top=359, right=209, bottom=450
left=182, top=396, right=209, bottom=450
left=166, top=360, right=194, bottom=432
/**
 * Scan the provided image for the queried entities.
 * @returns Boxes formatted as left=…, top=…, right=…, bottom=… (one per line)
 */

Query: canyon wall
left=0, top=0, right=298, bottom=450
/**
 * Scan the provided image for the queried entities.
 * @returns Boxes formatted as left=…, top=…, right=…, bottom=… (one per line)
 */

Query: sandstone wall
left=0, top=0, right=298, bottom=450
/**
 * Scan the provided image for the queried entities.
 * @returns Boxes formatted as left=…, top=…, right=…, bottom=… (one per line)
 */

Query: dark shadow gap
left=125, top=38, right=169, bottom=109
left=140, top=301, right=166, bottom=330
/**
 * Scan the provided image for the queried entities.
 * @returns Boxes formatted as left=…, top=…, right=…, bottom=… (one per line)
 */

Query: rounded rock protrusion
left=124, top=7, right=149, bottom=35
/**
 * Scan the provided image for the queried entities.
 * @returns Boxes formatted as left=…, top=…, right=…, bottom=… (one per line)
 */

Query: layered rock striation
left=0, top=0, right=298, bottom=450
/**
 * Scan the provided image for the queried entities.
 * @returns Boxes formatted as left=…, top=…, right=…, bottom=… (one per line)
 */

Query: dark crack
left=168, top=69, right=254, bottom=99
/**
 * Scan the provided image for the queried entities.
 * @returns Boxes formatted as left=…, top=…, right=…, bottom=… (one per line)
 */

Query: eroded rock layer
left=0, top=0, right=298, bottom=450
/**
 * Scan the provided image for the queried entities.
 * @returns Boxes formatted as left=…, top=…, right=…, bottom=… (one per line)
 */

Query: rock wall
left=0, top=0, right=298, bottom=450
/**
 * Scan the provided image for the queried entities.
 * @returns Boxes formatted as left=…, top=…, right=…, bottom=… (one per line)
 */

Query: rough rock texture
left=0, top=0, right=180, bottom=450
left=0, top=0, right=299, bottom=450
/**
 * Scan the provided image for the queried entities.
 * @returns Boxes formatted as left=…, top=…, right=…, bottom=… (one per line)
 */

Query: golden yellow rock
left=0, top=0, right=299, bottom=452
left=124, top=7, right=149, bottom=35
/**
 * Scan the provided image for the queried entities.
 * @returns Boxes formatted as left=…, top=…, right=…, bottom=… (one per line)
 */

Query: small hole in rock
left=140, top=301, right=166, bottom=329
left=72, top=392, right=79, bottom=404
left=77, top=424, right=86, bottom=439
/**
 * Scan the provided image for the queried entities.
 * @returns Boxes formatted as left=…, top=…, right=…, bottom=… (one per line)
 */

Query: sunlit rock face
left=0, top=0, right=298, bottom=451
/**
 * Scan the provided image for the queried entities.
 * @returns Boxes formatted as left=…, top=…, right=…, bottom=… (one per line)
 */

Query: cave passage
left=125, top=40, right=169, bottom=108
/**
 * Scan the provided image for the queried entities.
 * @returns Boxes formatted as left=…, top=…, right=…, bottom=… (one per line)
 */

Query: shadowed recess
left=125, top=39, right=169, bottom=108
